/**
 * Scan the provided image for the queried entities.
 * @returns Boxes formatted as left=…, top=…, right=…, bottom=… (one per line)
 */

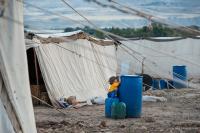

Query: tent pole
left=33, top=49, right=39, bottom=85
left=141, top=57, right=145, bottom=74
left=31, top=95, right=68, bottom=115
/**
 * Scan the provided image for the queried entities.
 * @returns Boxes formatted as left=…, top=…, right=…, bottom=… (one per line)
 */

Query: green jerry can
left=111, top=102, right=126, bottom=119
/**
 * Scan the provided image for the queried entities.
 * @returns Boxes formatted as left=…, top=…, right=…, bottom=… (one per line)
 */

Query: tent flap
left=0, top=0, right=37, bottom=132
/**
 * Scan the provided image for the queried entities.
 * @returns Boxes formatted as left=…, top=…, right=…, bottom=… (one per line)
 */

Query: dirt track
left=35, top=88, right=200, bottom=133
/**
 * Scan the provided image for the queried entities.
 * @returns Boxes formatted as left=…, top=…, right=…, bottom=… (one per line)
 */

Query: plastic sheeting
left=36, top=30, right=83, bottom=38
left=35, top=39, right=117, bottom=106
left=0, top=76, right=15, bottom=133
left=0, top=0, right=36, bottom=133
left=118, top=38, right=200, bottom=79
left=26, top=39, right=40, bottom=50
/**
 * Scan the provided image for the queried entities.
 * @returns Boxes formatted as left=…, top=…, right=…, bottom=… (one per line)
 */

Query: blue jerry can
left=105, top=98, right=119, bottom=118
left=111, top=102, right=126, bottom=119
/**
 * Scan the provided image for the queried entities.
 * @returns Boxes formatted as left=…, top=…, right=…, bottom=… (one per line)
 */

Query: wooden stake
left=33, top=49, right=39, bottom=85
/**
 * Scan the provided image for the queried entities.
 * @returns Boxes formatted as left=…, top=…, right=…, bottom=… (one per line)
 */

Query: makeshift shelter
left=0, top=0, right=36, bottom=133
left=118, top=38, right=200, bottom=80
left=26, top=32, right=200, bottom=106
left=26, top=31, right=117, bottom=107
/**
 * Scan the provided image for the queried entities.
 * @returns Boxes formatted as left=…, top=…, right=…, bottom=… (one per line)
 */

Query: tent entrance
left=27, top=48, right=51, bottom=106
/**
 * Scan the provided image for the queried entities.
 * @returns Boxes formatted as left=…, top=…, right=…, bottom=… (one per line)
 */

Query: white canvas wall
left=35, top=39, right=117, bottom=106
left=0, top=0, right=36, bottom=132
left=118, top=38, right=200, bottom=79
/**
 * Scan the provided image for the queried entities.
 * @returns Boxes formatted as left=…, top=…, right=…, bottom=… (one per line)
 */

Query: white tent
left=27, top=34, right=200, bottom=106
left=0, top=0, right=36, bottom=133
left=28, top=33, right=117, bottom=106
left=118, top=38, right=200, bottom=80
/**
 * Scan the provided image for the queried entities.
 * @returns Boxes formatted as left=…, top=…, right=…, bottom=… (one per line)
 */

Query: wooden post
left=33, top=49, right=39, bottom=85
left=141, top=57, right=145, bottom=74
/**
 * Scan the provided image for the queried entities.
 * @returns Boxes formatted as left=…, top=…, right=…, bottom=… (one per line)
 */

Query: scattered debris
left=173, top=121, right=200, bottom=128
left=76, top=121, right=86, bottom=127
left=35, top=88, right=200, bottom=133
left=120, top=125, right=126, bottom=128
left=66, top=96, right=78, bottom=105
left=144, top=117, right=155, bottom=123
left=99, top=121, right=107, bottom=128
left=143, top=95, right=167, bottom=102
left=91, top=97, right=105, bottom=105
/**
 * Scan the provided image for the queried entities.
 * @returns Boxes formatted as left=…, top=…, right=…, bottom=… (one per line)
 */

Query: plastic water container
left=173, top=65, right=187, bottom=88
left=118, top=75, right=143, bottom=118
left=105, top=98, right=119, bottom=118
left=159, top=80, right=167, bottom=89
left=111, top=102, right=126, bottom=119
left=152, top=79, right=159, bottom=90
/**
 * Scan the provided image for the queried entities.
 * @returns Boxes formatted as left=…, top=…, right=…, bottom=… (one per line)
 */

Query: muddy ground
left=35, top=88, right=200, bottom=133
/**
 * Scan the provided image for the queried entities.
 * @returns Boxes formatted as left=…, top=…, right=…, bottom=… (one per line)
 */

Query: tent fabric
left=118, top=38, right=200, bottom=79
left=28, top=36, right=200, bottom=105
left=35, top=39, right=117, bottom=106
left=25, top=39, right=40, bottom=50
left=124, top=37, right=186, bottom=42
left=113, top=36, right=200, bottom=42
left=0, top=0, right=36, bottom=133
left=35, top=31, right=114, bottom=46
left=0, top=76, right=15, bottom=133
left=36, top=30, right=83, bottom=38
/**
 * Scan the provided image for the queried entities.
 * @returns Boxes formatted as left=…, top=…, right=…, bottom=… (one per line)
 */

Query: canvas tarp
left=34, top=39, right=117, bottom=106
left=36, top=31, right=114, bottom=46
left=29, top=37, right=200, bottom=106
left=118, top=38, right=200, bottom=79
left=0, top=0, right=37, bottom=133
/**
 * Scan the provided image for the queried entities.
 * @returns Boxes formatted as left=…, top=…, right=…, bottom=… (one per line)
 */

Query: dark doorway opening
left=27, top=48, right=51, bottom=106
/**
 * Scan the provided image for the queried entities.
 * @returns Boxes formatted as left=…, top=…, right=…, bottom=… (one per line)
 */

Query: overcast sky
left=24, top=0, right=200, bottom=30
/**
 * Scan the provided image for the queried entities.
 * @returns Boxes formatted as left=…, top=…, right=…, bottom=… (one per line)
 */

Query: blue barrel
left=118, top=75, right=143, bottom=118
left=173, top=65, right=187, bottom=88
left=152, top=79, right=159, bottom=90
left=159, top=80, right=167, bottom=89
left=105, top=98, right=119, bottom=118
